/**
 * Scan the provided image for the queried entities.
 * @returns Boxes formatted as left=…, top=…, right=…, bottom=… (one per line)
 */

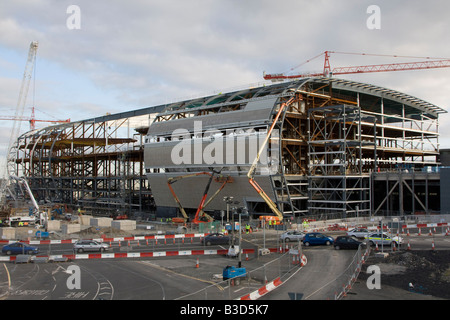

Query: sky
left=0, top=0, right=450, bottom=163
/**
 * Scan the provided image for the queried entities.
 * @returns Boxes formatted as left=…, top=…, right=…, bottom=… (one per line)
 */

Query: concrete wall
left=90, top=217, right=113, bottom=227
left=61, top=224, right=81, bottom=235
left=111, top=220, right=136, bottom=231
left=0, top=227, right=16, bottom=240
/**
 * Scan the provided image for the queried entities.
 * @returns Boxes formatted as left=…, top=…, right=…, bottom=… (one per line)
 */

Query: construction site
left=0, top=45, right=449, bottom=231
left=1, top=42, right=450, bottom=303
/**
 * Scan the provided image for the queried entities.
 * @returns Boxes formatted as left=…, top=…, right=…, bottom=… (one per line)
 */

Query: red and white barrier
left=0, top=233, right=209, bottom=246
left=238, top=254, right=307, bottom=300
left=0, top=247, right=257, bottom=262
left=239, top=277, right=283, bottom=300
left=401, top=222, right=449, bottom=229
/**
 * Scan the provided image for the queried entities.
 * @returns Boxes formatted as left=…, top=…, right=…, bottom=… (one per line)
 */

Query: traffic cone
left=375, top=242, right=379, bottom=251
left=246, top=253, right=249, bottom=261
left=407, top=241, right=411, bottom=250
left=418, top=228, right=421, bottom=236
left=429, top=228, right=433, bottom=236
left=196, top=257, right=199, bottom=268
left=432, top=241, right=435, bottom=251
left=407, top=229, right=410, bottom=237
left=392, top=242, right=396, bottom=252
left=445, top=228, right=449, bottom=236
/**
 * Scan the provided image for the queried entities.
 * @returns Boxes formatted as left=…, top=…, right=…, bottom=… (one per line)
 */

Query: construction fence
left=176, top=248, right=305, bottom=300
left=332, top=244, right=371, bottom=300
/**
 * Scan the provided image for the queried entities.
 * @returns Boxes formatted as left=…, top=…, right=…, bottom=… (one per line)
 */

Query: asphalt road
left=0, top=228, right=449, bottom=300
left=260, top=247, right=356, bottom=300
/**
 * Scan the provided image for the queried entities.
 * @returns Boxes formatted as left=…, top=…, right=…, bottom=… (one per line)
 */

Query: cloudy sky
left=0, top=0, right=450, bottom=161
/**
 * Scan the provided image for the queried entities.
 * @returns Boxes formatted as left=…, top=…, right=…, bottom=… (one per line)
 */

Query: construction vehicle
left=247, top=96, right=297, bottom=221
left=222, top=265, right=247, bottom=285
left=8, top=176, right=47, bottom=229
left=167, top=170, right=232, bottom=224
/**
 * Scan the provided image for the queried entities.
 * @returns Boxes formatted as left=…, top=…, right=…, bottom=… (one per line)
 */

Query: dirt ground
left=356, top=250, right=450, bottom=299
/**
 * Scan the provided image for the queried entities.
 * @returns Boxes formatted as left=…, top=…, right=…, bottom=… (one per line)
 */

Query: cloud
left=0, top=0, right=449, bottom=150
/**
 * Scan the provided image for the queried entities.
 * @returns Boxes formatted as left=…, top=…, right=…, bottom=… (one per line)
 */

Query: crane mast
left=0, top=41, right=39, bottom=203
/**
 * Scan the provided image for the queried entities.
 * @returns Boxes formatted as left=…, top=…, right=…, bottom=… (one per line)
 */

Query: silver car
left=347, top=228, right=371, bottom=239
left=280, top=230, right=305, bottom=242
left=73, top=240, right=109, bottom=253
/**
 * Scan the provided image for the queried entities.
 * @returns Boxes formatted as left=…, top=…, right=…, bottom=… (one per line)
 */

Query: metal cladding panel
left=147, top=97, right=278, bottom=136
left=144, top=131, right=275, bottom=173
left=146, top=173, right=275, bottom=210
left=441, top=168, right=450, bottom=214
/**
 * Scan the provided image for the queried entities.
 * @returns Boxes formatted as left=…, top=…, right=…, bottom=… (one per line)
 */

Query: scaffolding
left=10, top=117, right=155, bottom=217
left=6, top=77, right=447, bottom=219
left=307, top=104, right=374, bottom=217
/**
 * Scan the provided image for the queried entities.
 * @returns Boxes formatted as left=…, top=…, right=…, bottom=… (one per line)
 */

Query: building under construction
left=8, top=77, right=447, bottom=220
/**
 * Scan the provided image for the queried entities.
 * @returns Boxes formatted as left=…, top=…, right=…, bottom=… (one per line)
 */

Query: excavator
left=167, top=169, right=233, bottom=224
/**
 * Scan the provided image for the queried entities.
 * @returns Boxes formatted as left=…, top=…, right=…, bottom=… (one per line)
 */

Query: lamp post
left=238, top=206, right=248, bottom=268
left=223, top=196, right=234, bottom=224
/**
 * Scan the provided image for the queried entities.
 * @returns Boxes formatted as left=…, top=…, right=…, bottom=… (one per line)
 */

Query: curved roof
left=312, top=77, right=447, bottom=117
left=147, top=77, right=446, bottom=126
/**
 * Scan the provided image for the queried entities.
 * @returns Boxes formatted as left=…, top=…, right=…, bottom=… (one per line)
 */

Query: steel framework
left=7, top=77, right=447, bottom=219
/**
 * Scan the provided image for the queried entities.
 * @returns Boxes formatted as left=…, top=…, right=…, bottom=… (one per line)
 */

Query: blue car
left=2, top=242, right=39, bottom=255
left=302, top=233, right=334, bottom=246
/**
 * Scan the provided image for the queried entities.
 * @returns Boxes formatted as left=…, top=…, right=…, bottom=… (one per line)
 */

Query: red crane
left=263, top=51, right=450, bottom=81
left=0, top=106, right=70, bottom=131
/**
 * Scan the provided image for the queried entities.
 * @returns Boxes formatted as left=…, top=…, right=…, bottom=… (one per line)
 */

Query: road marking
left=138, top=261, right=224, bottom=290
left=3, top=263, right=10, bottom=289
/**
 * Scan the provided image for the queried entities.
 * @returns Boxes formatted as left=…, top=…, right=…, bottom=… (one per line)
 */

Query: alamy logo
left=66, top=5, right=81, bottom=30
left=166, top=121, right=279, bottom=174
left=66, top=265, right=81, bottom=290
left=366, top=5, right=381, bottom=30
left=366, top=265, right=381, bottom=289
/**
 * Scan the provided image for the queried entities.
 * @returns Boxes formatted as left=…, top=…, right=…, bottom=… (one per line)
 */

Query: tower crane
left=0, top=41, right=39, bottom=203
left=263, top=51, right=450, bottom=81
left=0, top=106, right=71, bottom=131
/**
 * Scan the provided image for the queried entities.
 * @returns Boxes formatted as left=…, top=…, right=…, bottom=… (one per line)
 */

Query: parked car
left=302, top=232, right=334, bottom=246
left=347, top=228, right=371, bottom=239
left=200, top=233, right=231, bottom=246
left=334, top=236, right=365, bottom=250
left=365, top=233, right=403, bottom=246
left=280, top=230, right=305, bottom=242
left=73, top=240, right=109, bottom=253
left=2, top=242, right=39, bottom=255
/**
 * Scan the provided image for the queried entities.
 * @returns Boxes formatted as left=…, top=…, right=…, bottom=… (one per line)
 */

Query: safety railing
left=333, top=244, right=371, bottom=300
left=175, top=249, right=304, bottom=300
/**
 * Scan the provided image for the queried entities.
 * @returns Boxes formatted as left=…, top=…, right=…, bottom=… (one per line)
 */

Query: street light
left=223, top=196, right=234, bottom=223
left=238, top=206, right=248, bottom=268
